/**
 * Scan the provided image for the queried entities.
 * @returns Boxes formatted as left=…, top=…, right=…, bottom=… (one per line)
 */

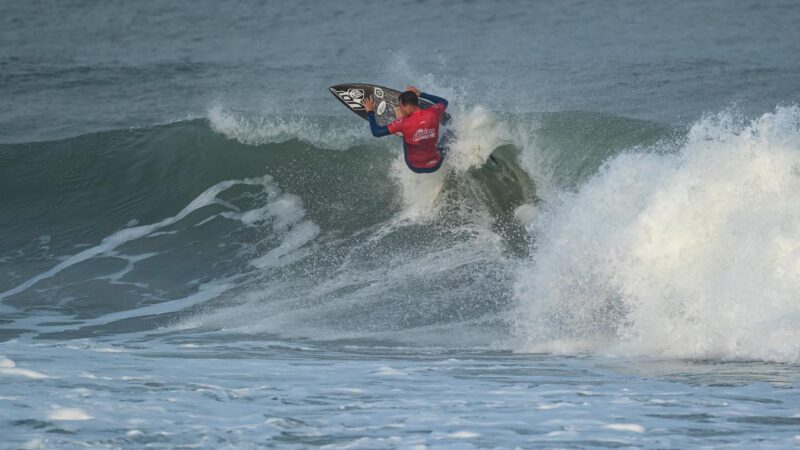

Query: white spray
left=513, top=106, right=800, bottom=363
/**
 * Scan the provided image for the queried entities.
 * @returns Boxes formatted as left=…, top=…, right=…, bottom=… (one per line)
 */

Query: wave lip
left=207, top=105, right=370, bottom=150
left=513, top=105, right=800, bottom=364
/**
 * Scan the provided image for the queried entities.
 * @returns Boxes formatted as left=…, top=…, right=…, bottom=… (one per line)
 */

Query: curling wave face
left=0, top=108, right=542, bottom=346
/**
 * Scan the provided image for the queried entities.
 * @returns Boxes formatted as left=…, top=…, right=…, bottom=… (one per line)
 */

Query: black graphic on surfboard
left=329, top=83, right=449, bottom=127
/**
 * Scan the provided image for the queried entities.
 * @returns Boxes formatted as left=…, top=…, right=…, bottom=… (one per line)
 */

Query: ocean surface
left=2, top=1, right=800, bottom=448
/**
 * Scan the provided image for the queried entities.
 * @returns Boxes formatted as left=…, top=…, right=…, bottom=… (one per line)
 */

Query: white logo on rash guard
left=411, top=128, right=436, bottom=142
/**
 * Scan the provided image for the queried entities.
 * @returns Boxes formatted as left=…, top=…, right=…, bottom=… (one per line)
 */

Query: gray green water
left=2, top=1, right=800, bottom=448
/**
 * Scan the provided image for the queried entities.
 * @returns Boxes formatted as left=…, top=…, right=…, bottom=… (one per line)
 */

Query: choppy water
left=2, top=1, right=800, bottom=448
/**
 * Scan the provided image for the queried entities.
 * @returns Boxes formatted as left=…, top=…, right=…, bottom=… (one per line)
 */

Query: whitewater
left=2, top=0, right=800, bottom=448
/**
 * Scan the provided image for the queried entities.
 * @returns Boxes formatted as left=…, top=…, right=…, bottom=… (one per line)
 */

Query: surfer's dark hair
left=398, top=91, right=419, bottom=106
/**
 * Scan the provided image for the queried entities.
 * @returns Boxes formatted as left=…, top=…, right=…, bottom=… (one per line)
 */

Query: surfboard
left=329, top=83, right=449, bottom=127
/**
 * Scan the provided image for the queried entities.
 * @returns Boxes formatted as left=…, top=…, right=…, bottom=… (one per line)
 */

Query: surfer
left=363, top=86, right=449, bottom=173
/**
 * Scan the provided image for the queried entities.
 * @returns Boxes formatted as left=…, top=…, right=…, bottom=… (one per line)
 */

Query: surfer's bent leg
left=367, top=112, right=391, bottom=137
left=437, top=131, right=450, bottom=161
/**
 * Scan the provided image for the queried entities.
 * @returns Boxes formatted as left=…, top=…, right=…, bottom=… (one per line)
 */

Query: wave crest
left=207, top=105, right=370, bottom=150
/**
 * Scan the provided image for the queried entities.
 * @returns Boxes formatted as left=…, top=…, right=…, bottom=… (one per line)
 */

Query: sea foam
left=513, top=106, right=800, bottom=363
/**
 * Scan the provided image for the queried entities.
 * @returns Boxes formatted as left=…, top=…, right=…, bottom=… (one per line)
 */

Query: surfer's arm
left=419, top=92, right=448, bottom=109
left=367, top=112, right=391, bottom=137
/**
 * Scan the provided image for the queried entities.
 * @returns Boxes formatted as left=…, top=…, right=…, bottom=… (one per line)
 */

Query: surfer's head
left=396, top=90, right=420, bottom=117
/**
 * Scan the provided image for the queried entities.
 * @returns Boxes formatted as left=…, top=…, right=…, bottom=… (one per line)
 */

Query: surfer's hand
left=363, top=96, right=375, bottom=112
left=405, top=86, right=421, bottom=97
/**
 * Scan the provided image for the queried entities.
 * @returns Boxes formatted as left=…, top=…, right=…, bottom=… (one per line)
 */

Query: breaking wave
left=4, top=104, right=799, bottom=363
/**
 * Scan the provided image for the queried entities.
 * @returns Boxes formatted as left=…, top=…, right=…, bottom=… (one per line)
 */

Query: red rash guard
left=387, top=103, right=447, bottom=171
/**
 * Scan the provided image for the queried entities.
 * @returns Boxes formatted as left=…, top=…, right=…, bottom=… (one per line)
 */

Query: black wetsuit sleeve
left=419, top=92, right=448, bottom=108
left=368, top=112, right=391, bottom=137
